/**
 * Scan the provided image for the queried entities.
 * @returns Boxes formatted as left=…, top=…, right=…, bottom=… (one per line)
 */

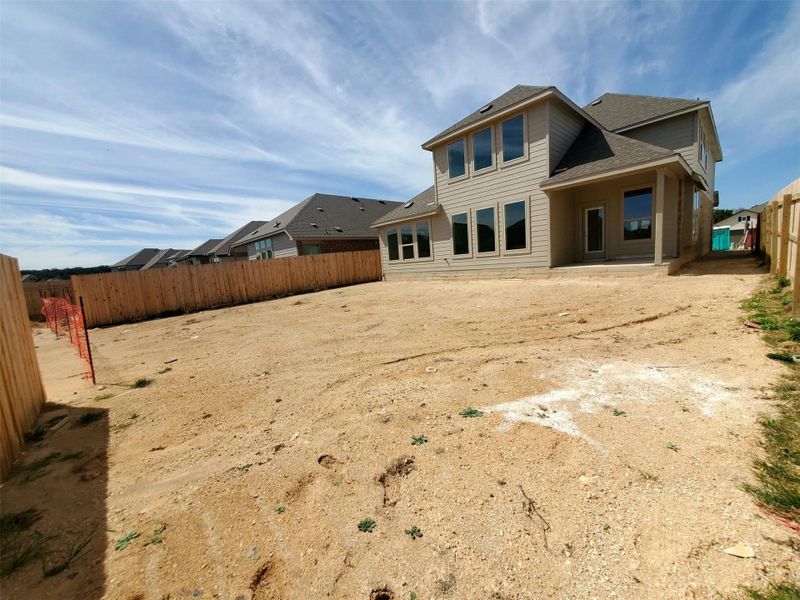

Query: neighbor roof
left=582, top=93, right=706, bottom=132
left=543, top=125, right=676, bottom=187
left=141, top=248, right=188, bottom=270
left=371, top=186, right=440, bottom=227
left=423, top=85, right=551, bottom=148
left=206, top=221, right=267, bottom=257
left=112, top=248, right=160, bottom=268
left=231, top=194, right=402, bottom=246
left=182, top=239, right=223, bottom=258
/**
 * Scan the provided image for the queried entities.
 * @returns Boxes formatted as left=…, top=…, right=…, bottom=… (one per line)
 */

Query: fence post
left=778, top=194, right=792, bottom=277
left=79, top=296, right=96, bottom=385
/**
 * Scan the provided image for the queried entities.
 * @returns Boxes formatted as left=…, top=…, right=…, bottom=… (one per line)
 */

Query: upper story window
left=503, top=200, right=527, bottom=251
left=501, top=115, right=525, bottom=162
left=447, top=139, right=466, bottom=179
left=698, top=126, right=709, bottom=171
left=623, top=188, right=653, bottom=241
left=472, top=127, right=493, bottom=172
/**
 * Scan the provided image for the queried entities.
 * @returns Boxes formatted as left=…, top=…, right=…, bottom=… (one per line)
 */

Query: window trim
left=446, top=138, right=468, bottom=182
left=499, top=113, right=528, bottom=168
left=473, top=205, right=499, bottom=256
left=386, top=219, right=434, bottom=263
left=471, top=126, right=496, bottom=175
left=621, top=184, right=655, bottom=243
left=500, top=197, right=530, bottom=255
left=451, top=211, right=472, bottom=258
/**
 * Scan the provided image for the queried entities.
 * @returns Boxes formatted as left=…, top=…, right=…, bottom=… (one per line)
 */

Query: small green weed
left=0, top=508, right=41, bottom=542
left=233, top=463, right=253, bottom=473
left=42, top=527, right=97, bottom=577
left=638, top=470, right=660, bottom=483
left=357, top=518, right=376, bottom=533
left=143, top=523, right=166, bottom=547
left=114, top=531, right=140, bottom=551
left=602, top=523, right=611, bottom=532
left=405, top=525, right=423, bottom=540
left=459, top=408, right=483, bottom=418
left=411, top=435, right=428, bottom=446
left=131, top=377, right=153, bottom=389
left=666, top=442, right=679, bottom=452
left=24, top=425, right=47, bottom=443
left=0, top=531, right=53, bottom=578
left=742, top=582, right=800, bottom=600
left=275, top=506, right=285, bottom=514
left=612, top=408, right=626, bottom=417
left=514, top=360, right=527, bottom=365
left=158, top=367, right=172, bottom=374
left=93, top=393, right=113, bottom=402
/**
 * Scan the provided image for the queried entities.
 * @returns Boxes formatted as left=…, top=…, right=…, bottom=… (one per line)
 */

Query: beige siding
left=548, top=99, right=584, bottom=171
left=549, top=189, right=576, bottom=266
left=381, top=101, right=551, bottom=276
left=243, top=231, right=297, bottom=260
left=624, top=112, right=696, bottom=168
left=696, top=109, right=716, bottom=193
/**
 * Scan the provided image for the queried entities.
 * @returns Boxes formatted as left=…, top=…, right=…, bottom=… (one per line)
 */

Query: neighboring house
left=176, top=239, right=224, bottom=266
left=167, top=250, right=192, bottom=266
left=140, top=248, right=189, bottom=270
left=229, top=194, right=402, bottom=260
left=207, top=221, right=267, bottom=263
left=713, top=208, right=759, bottom=250
left=111, top=248, right=161, bottom=272
left=372, top=85, right=722, bottom=277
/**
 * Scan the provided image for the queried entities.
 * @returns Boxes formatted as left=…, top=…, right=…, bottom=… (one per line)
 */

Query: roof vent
left=273, top=221, right=280, bottom=228
left=404, top=200, right=414, bottom=209
left=359, top=206, right=365, bottom=211
left=351, top=196, right=360, bottom=202
left=479, top=103, right=493, bottom=113
left=317, top=207, right=324, bottom=212
left=333, top=226, right=343, bottom=232
left=310, top=222, right=319, bottom=228
left=590, top=98, right=602, bottom=106
left=378, top=200, right=386, bottom=204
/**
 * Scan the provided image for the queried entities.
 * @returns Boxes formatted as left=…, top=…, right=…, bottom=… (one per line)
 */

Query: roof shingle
left=582, top=93, right=706, bottom=132
left=371, top=186, right=439, bottom=227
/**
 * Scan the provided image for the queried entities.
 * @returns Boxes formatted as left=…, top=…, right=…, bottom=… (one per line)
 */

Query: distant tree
left=20, top=266, right=112, bottom=281
left=713, top=209, right=735, bottom=223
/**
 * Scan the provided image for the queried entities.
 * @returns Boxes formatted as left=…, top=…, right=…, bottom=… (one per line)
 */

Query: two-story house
left=371, top=85, right=722, bottom=277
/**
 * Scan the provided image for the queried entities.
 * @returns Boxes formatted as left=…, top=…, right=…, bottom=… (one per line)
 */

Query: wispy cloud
left=1, top=0, right=798, bottom=268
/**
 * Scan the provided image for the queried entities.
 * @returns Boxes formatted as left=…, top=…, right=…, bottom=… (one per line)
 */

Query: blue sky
left=1, top=0, right=798, bottom=269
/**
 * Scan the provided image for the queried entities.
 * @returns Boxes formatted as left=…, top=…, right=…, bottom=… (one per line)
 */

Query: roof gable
left=371, top=186, right=438, bottom=227
left=422, top=85, right=551, bottom=148
left=544, top=125, right=675, bottom=187
left=207, top=220, right=268, bottom=257
left=583, top=93, right=705, bottom=132
left=112, top=248, right=160, bottom=268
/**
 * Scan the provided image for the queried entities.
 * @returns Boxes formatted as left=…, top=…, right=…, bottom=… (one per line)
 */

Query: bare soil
left=3, top=254, right=799, bottom=599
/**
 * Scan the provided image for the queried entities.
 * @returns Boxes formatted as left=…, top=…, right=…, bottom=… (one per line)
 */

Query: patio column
left=654, top=169, right=665, bottom=265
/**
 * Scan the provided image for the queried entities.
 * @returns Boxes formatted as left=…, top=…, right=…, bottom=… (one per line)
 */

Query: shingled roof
left=182, top=239, right=223, bottom=258
left=371, top=186, right=440, bottom=227
left=231, top=194, right=402, bottom=247
left=141, top=248, right=188, bottom=270
left=206, top=221, right=267, bottom=257
left=422, top=85, right=551, bottom=148
left=543, top=126, right=676, bottom=187
left=582, top=93, right=706, bottom=132
left=112, top=248, right=160, bottom=269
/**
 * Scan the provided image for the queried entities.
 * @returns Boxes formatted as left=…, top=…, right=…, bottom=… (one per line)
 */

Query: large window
left=447, top=139, right=466, bottom=179
left=452, top=212, right=470, bottom=255
left=623, top=188, right=653, bottom=240
left=387, top=228, right=399, bottom=261
left=401, top=224, right=415, bottom=259
left=254, top=238, right=273, bottom=259
left=501, top=115, right=525, bottom=162
left=472, top=127, right=493, bottom=172
left=301, top=244, right=320, bottom=255
left=416, top=221, right=431, bottom=258
left=476, top=206, right=496, bottom=253
left=387, top=221, right=432, bottom=261
left=503, top=200, right=527, bottom=251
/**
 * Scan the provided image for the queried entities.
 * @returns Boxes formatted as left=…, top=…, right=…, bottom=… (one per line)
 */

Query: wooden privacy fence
left=22, top=280, right=73, bottom=322
left=72, top=249, right=382, bottom=327
left=759, top=178, right=800, bottom=316
left=0, top=254, right=47, bottom=480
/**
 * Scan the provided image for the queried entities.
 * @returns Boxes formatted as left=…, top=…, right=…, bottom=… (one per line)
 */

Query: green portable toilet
left=712, top=227, right=730, bottom=251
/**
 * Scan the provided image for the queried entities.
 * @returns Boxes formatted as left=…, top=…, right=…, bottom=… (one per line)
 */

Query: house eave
left=371, top=206, right=441, bottom=228
left=540, top=154, right=691, bottom=191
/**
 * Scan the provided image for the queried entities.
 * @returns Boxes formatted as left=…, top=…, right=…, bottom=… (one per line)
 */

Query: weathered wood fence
left=759, top=178, right=800, bottom=316
left=22, top=280, right=73, bottom=322
left=0, top=255, right=47, bottom=480
left=72, top=250, right=382, bottom=327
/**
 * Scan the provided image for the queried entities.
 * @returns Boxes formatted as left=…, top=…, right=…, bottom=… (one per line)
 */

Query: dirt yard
left=3, top=254, right=799, bottom=599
